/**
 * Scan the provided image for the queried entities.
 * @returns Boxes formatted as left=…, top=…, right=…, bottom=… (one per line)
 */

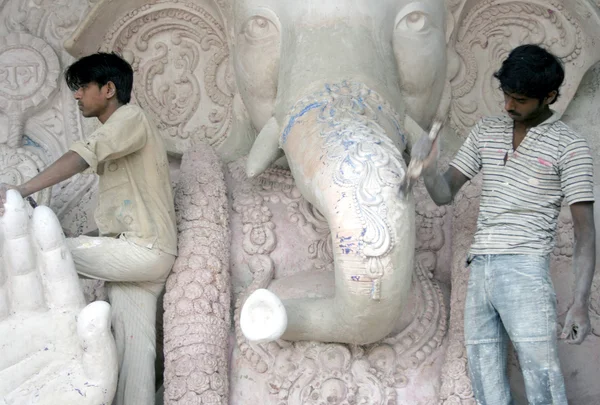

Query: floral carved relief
left=101, top=1, right=234, bottom=153
left=449, top=0, right=584, bottom=136
left=228, top=159, right=448, bottom=404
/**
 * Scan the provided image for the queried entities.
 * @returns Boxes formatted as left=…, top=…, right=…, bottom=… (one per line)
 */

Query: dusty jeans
left=67, top=235, right=175, bottom=405
left=464, top=254, right=567, bottom=405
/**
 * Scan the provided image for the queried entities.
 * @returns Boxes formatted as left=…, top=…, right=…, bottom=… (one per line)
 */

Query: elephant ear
left=64, top=0, right=237, bottom=156
left=444, top=0, right=600, bottom=137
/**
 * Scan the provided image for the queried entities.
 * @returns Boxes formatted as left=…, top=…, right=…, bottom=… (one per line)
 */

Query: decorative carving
left=101, top=1, right=234, bottom=153
left=0, top=32, right=60, bottom=147
left=438, top=176, right=482, bottom=405
left=450, top=1, right=584, bottom=135
left=0, top=144, right=50, bottom=205
left=552, top=205, right=574, bottom=258
left=288, top=198, right=334, bottom=272
left=163, top=143, right=231, bottom=405
left=228, top=159, right=447, bottom=404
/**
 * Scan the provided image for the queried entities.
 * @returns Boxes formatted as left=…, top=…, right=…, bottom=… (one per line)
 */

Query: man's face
left=502, top=90, right=551, bottom=122
left=73, top=82, right=110, bottom=118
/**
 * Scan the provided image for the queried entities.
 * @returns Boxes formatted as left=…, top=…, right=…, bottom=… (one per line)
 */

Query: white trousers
left=67, top=235, right=175, bottom=405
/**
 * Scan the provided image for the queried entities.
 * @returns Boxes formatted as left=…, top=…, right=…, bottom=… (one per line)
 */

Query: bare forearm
left=423, top=166, right=454, bottom=206
left=572, top=233, right=596, bottom=307
left=18, top=151, right=89, bottom=197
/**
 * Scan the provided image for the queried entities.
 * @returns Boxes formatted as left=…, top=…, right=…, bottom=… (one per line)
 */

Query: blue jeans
left=464, top=254, right=567, bottom=405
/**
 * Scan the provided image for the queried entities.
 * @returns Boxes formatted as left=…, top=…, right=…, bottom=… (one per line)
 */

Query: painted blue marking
left=23, top=135, right=42, bottom=148
left=281, top=102, right=325, bottom=144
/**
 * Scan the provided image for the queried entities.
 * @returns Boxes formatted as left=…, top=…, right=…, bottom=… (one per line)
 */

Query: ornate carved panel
left=0, top=32, right=60, bottom=147
left=100, top=1, right=234, bottom=153
left=0, top=143, right=50, bottom=204
left=448, top=0, right=588, bottom=136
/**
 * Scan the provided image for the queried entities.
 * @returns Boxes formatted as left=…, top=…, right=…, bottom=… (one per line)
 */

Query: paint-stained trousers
left=464, top=254, right=567, bottom=405
left=66, top=235, right=175, bottom=405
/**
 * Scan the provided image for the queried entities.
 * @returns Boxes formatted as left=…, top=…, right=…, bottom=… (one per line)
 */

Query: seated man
left=0, top=52, right=177, bottom=405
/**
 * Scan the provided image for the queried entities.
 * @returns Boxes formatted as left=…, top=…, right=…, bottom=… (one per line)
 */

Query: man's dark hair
left=494, top=44, right=564, bottom=104
left=65, top=52, right=133, bottom=105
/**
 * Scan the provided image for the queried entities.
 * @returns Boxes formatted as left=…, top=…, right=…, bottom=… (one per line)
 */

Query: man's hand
left=563, top=202, right=596, bottom=345
left=0, top=190, right=118, bottom=405
left=560, top=303, right=591, bottom=345
left=409, top=132, right=440, bottom=177
left=400, top=120, right=444, bottom=196
left=0, top=183, right=20, bottom=216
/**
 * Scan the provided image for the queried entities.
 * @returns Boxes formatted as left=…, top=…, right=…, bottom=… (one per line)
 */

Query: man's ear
left=104, top=81, right=117, bottom=100
left=545, top=90, right=558, bottom=105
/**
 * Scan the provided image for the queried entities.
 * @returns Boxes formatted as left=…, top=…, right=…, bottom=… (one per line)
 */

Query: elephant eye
left=396, top=10, right=430, bottom=33
left=243, top=16, right=279, bottom=43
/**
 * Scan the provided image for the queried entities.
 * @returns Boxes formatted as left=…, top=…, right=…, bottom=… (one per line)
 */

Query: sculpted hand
left=0, top=183, right=19, bottom=216
left=0, top=190, right=118, bottom=405
left=560, top=303, right=591, bottom=345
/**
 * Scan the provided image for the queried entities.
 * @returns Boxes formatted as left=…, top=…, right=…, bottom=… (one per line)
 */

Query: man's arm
left=423, top=164, right=470, bottom=206
left=0, top=151, right=89, bottom=214
left=561, top=201, right=596, bottom=344
left=409, top=128, right=473, bottom=206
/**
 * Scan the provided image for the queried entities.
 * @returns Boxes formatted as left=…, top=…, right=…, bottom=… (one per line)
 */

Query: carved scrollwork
left=0, top=144, right=50, bottom=205
left=101, top=1, right=234, bottom=153
left=449, top=0, right=584, bottom=135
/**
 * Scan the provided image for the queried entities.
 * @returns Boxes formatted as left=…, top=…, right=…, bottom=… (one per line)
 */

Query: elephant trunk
left=278, top=81, right=415, bottom=344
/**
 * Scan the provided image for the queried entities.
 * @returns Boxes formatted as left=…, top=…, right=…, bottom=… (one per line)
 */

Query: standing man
left=0, top=52, right=177, bottom=405
left=410, top=44, right=595, bottom=404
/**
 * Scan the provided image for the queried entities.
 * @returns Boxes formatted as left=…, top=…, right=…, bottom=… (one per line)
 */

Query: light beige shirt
left=70, top=104, right=177, bottom=255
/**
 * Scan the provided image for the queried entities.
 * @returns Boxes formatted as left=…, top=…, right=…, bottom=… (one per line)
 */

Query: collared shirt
left=70, top=104, right=177, bottom=255
left=451, top=111, right=594, bottom=255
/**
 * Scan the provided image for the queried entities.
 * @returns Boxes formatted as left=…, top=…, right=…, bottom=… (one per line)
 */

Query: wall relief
left=100, top=1, right=234, bottom=153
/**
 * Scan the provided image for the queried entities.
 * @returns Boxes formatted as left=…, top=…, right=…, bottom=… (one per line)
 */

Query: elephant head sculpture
left=232, top=0, right=448, bottom=344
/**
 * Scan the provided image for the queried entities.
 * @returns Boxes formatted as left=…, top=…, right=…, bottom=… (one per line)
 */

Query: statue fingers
left=77, top=301, right=118, bottom=394
left=32, top=206, right=85, bottom=310
left=1, top=190, right=44, bottom=313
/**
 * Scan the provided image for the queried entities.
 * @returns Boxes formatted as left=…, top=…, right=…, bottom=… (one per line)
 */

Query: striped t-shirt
left=450, top=112, right=594, bottom=255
